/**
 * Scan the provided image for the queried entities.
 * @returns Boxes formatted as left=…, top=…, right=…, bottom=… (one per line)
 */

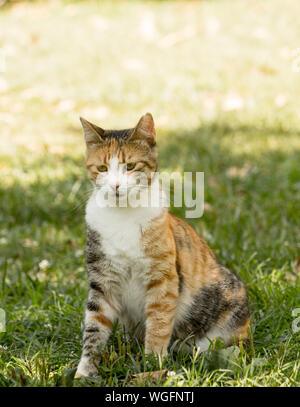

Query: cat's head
left=80, top=113, right=158, bottom=199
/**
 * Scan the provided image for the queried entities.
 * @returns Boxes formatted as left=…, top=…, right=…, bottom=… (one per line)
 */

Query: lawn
left=0, top=0, right=299, bottom=387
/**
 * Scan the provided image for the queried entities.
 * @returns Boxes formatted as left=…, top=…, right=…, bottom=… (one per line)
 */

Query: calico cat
left=75, top=113, right=250, bottom=378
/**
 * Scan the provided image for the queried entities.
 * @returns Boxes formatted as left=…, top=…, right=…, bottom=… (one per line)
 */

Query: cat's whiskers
left=70, top=189, right=94, bottom=213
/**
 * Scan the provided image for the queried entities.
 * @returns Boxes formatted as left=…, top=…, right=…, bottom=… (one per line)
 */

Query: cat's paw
left=145, top=346, right=168, bottom=359
left=75, top=358, right=98, bottom=378
left=74, top=370, right=85, bottom=378
left=74, top=367, right=98, bottom=378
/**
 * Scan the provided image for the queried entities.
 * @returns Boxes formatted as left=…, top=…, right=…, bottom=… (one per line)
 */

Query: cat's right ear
left=80, top=117, right=105, bottom=147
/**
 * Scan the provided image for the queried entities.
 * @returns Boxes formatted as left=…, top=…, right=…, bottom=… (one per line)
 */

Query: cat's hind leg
left=195, top=289, right=251, bottom=353
left=176, top=268, right=250, bottom=355
left=195, top=315, right=250, bottom=353
left=195, top=326, right=231, bottom=353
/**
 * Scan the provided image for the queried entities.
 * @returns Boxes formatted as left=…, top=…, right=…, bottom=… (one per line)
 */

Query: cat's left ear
left=80, top=117, right=105, bottom=147
left=130, top=113, right=156, bottom=146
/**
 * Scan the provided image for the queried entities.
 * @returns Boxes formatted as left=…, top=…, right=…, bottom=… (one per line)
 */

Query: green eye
left=126, top=163, right=136, bottom=171
left=97, top=165, right=108, bottom=172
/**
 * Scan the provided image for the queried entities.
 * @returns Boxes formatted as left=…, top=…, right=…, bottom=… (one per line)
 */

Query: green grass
left=0, top=0, right=299, bottom=387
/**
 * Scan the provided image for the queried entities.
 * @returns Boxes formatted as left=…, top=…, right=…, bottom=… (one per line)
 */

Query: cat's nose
left=113, top=184, right=120, bottom=195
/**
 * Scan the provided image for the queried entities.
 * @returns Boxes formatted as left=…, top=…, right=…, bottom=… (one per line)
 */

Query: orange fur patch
left=92, top=313, right=113, bottom=329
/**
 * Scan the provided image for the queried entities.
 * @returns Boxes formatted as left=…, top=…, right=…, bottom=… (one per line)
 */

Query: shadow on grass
left=1, top=121, right=299, bottom=257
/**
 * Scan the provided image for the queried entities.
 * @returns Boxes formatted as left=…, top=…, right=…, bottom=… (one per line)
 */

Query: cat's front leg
left=75, top=282, right=118, bottom=378
left=144, top=266, right=178, bottom=357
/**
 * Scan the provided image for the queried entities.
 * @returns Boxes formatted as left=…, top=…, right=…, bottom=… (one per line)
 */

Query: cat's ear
left=130, top=113, right=156, bottom=146
left=80, top=117, right=105, bottom=147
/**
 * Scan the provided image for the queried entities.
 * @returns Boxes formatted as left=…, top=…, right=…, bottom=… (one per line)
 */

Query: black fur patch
left=227, top=297, right=250, bottom=329
left=176, top=280, right=249, bottom=338
left=86, top=251, right=102, bottom=264
left=87, top=301, right=99, bottom=312
left=175, top=260, right=184, bottom=294
left=104, top=128, right=134, bottom=140
left=89, top=281, right=104, bottom=295
left=85, top=327, right=100, bottom=333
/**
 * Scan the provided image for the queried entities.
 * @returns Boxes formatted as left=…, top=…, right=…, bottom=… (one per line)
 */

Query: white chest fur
left=85, top=192, right=163, bottom=325
left=86, top=191, right=162, bottom=260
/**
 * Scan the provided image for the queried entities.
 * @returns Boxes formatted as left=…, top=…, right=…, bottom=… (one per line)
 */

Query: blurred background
left=1, top=0, right=300, bottom=152
left=0, top=0, right=299, bottom=387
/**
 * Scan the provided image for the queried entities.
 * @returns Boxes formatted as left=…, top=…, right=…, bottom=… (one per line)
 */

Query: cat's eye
left=126, top=163, right=136, bottom=171
left=97, top=165, right=108, bottom=172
